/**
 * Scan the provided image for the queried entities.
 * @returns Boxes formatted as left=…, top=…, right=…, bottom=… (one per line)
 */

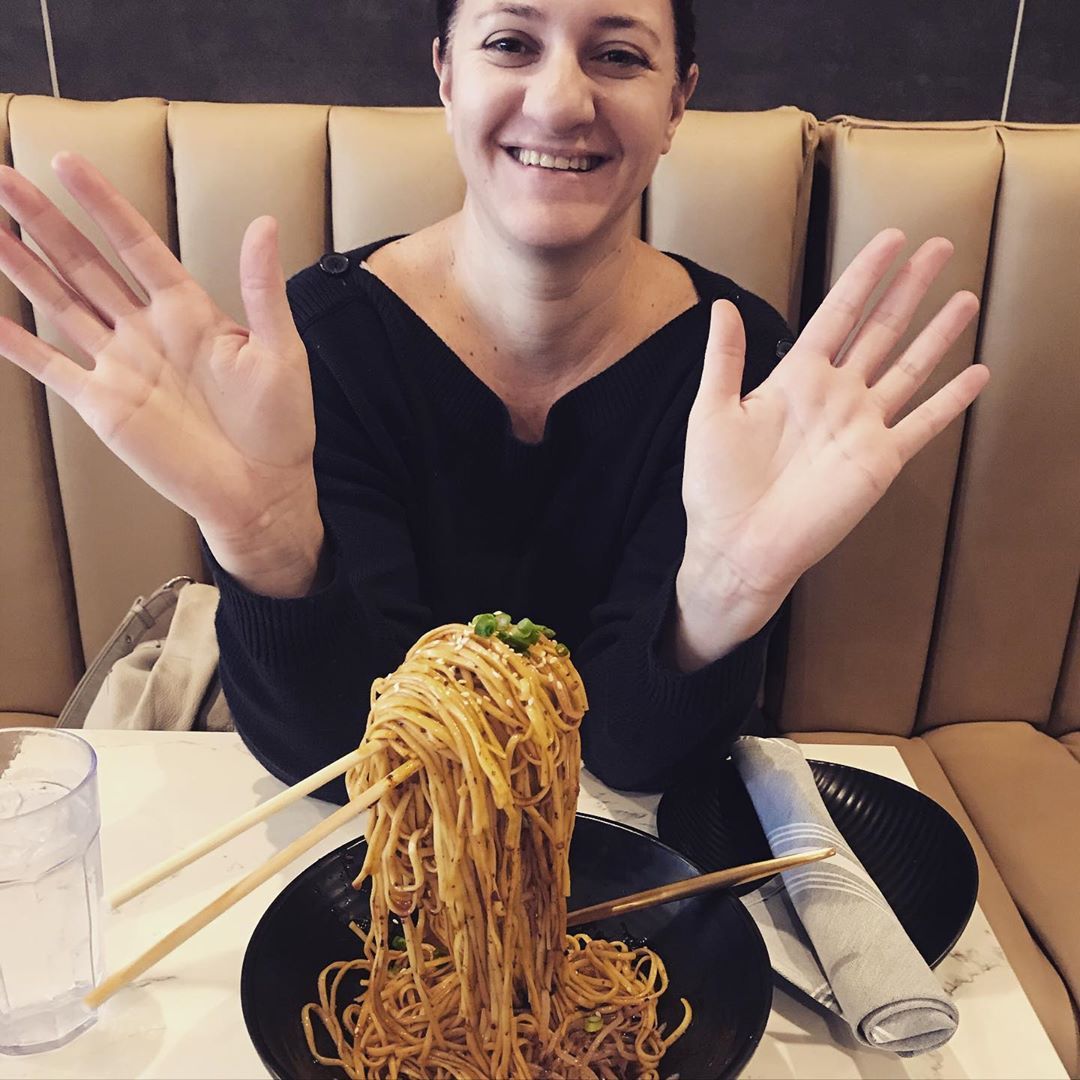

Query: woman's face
left=435, top=0, right=697, bottom=253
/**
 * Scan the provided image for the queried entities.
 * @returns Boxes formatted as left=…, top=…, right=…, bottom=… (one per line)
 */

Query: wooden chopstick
left=109, top=746, right=368, bottom=909
left=85, top=758, right=421, bottom=1009
left=566, top=846, right=836, bottom=929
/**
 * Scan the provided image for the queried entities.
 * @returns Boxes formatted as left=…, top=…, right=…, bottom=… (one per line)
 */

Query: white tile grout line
left=1000, top=0, right=1027, bottom=122
left=39, top=0, right=60, bottom=98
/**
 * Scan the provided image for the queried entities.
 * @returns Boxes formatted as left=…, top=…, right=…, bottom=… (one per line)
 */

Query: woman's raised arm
left=675, top=228, right=990, bottom=669
left=0, top=152, right=324, bottom=598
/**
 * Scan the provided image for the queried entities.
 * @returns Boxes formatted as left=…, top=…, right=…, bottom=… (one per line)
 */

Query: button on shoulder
left=318, top=252, right=351, bottom=276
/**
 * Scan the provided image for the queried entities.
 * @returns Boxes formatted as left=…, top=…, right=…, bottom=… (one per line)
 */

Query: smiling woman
left=423, top=0, right=701, bottom=257
left=0, top=0, right=987, bottom=807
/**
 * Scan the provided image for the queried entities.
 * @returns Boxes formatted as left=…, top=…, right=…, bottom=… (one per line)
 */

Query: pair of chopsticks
left=86, top=748, right=834, bottom=1009
left=85, top=752, right=418, bottom=1008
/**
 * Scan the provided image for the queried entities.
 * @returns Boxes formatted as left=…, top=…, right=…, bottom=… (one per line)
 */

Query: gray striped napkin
left=730, top=736, right=958, bottom=1056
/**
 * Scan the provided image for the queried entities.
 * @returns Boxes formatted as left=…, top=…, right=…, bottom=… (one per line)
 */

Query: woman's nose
left=521, top=50, right=596, bottom=133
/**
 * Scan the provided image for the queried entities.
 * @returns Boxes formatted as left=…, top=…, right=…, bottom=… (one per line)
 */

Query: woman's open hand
left=675, top=228, right=989, bottom=668
left=0, top=152, right=322, bottom=596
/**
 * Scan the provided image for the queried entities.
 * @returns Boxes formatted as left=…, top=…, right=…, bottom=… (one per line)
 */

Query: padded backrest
left=7, top=96, right=204, bottom=665
left=647, top=107, right=817, bottom=327
left=1, top=99, right=1075, bottom=738
left=329, top=107, right=465, bottom=252
left=2, top=101, right=467, bottom=666
left=0, top=94, right=81, bottom=714
left=774, top=118, right=1080, bottom=737
left=168, top=101, right=332, bottom=324
left=775, top=118, right=1003, bottom=736
left=918, top=126, right=1080, bottom=733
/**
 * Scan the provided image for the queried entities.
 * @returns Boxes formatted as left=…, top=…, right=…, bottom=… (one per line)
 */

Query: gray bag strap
left=57, top=576, right=196, bottom=730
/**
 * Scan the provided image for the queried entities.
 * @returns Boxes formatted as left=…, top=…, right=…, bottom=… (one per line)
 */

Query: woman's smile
left=501, top=145, right=611, bottom=178
left=504, top=146, right=608, bottom=173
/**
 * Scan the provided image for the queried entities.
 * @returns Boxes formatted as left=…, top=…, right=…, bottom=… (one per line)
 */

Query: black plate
left=241, top=814, right=772, bottom=1080
left=656, top=758, right=978, bottom=969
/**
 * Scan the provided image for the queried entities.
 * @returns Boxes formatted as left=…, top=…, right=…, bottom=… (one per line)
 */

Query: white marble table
left=0, top=731, right=1064, bottom=1080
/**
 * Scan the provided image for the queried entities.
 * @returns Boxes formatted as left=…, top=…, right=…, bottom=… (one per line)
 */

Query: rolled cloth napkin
left=730, top=736, right=958, bottom=1056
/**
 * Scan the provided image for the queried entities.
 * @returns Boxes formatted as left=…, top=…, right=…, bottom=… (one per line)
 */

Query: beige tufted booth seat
left=0, top=96, right=1077, bottom=1074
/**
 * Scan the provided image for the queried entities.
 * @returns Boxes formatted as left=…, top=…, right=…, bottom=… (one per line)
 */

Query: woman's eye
left=596, top=49, right=649, bottom=68
left=483, top=36, right=534, bottom=59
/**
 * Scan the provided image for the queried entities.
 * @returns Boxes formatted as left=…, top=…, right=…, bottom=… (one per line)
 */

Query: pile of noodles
left=301, top=620, right=690, bottom=1079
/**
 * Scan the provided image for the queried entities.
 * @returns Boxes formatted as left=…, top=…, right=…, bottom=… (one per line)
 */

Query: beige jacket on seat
left=58, top=579, right=231, bottom=733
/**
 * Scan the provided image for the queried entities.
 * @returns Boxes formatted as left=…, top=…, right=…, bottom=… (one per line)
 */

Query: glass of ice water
left=0, top=728, right=103, bottom=1054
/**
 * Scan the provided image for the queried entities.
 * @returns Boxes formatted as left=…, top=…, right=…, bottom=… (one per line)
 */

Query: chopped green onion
left=522, top=621, right=547, bottom=645
left=390, top=934, right=407, bottom=951
left=473, top=612, right=562, bottom=653
left=497, top=630, right=530, bottom=654
left=584, top=1012, right=603, bottom=1033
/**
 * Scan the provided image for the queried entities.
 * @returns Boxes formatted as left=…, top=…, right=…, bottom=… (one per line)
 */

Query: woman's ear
left=433, top=38, right=453, bottom=129
left=661, top=62, right=699, bottom=154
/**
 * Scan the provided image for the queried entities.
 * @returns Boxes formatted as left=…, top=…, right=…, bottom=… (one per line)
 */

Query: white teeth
left=512, top=148, right=598, bottom=172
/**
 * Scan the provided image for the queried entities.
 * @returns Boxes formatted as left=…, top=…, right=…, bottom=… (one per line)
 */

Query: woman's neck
left=367, top=205, right=696, bottom=442
left=445, top=203, right=646, bottom=385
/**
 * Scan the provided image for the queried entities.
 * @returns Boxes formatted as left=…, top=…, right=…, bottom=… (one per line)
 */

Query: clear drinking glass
left=0, top=728, right=103, bottom=1054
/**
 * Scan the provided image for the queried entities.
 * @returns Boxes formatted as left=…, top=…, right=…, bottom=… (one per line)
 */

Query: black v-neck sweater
left=210, top=237, right=793, bottom=801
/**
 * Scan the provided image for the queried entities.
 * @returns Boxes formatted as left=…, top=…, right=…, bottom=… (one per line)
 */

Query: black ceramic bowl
left=241, top=814, right=772, bottom=1079
left=657, top=759, right=979, bottom=968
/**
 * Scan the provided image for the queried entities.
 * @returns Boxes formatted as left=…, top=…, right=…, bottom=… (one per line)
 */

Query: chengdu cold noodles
left=301, top=615, right=691, bottom=1079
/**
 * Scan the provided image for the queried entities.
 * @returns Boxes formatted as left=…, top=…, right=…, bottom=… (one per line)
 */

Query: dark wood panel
left=1007, top=0, right=1080, bottom=122
left=40, top=0, right=1045, bottom=124
left=688, top=0, right=1017, bottom=122
left=1, top=0, right=53, bottom=96
left=50, top=0, right=440, bottom=105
